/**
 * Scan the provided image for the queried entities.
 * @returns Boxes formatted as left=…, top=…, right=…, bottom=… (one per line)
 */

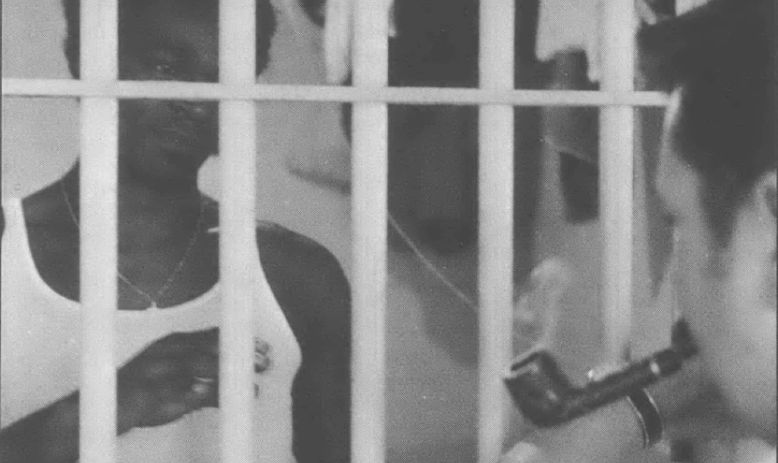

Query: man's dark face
left=117, top=0, right=220, bottom=187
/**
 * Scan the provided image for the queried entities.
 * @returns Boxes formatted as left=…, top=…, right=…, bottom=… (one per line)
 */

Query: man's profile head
left=641, top=0, right=777, bottom=245
left=641, top=0, right=776, bottom=443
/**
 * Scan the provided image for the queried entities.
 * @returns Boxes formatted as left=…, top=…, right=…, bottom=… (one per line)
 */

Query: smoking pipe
left=505, top=320, right=697, bottom=427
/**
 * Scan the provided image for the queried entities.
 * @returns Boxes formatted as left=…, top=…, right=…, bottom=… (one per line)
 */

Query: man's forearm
left=502, top=399, right=645, bottom=463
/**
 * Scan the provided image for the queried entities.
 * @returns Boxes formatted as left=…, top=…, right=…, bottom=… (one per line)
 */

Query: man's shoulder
left=201, top=197, right=350, bottom=330
left=254, top=221, right=339, bottom=272
left=200, top=196, right=345, bottom=290
left=255, top=221, right=318, bottom=250
left=253, top=221, right=350, bottom=330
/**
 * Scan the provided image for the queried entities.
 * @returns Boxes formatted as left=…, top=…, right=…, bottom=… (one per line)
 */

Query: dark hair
left=640, top=0, right=777, bottom=244
left=61, top=0, right=277, bottom=79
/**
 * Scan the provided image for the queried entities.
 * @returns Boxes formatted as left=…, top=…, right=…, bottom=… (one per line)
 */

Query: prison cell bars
left=477, top=1, right=515, bottom=462
left=2, top=79, right=668, bottom=106
left=350, top=0, right=390, bottom=461
left=77, top=1, right=119, bottom=462
left=600, top=0, right=636, bottom=364
left=219, top=1, right=259, bottom=462
left=0, top=1, right=672, bottom=462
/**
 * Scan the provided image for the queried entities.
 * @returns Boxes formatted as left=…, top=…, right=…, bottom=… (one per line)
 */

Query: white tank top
left=1, top=197, right=301, bottom=463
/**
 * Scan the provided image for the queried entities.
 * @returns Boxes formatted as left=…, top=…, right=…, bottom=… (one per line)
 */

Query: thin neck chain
left=60, top=180, right=204, bottom=309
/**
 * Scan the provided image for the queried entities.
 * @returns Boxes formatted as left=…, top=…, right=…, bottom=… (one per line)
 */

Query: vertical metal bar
left=351, top=0, right=389, bottom=462
left=219, top=0, right=257, bottom=462
left=599, top=0, right=635, bottom=363
left=477, top=0, right=515, bottom=462
left=78, top=1, right=119, bottom=462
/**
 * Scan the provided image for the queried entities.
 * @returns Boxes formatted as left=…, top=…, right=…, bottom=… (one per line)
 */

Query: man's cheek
left=720, top=261, right=777, bottom=355
left=119, top=102, right=159, bottom=139
left=717, top=346, right=777, bottom=435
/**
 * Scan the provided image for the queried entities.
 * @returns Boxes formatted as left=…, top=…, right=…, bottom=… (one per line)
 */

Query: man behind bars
left=0, top=1, right=350, bottom=462
left=502, top=0, right=776, bottom=462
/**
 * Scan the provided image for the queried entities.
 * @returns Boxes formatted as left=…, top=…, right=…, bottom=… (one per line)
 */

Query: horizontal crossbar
left=2, top=78, right=669, bottom=107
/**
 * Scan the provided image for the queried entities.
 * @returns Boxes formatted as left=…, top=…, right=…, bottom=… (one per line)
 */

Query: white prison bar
left=78, top=0, right=119, bottom=462
left=351, top=0, right=390, bottom=462
left=1, top=78, right=669, bottom=107
left=218, top=0, right=258, bottom=462
left=477, top=1, right=515, bottom=462
left=600, top=0, right=636, bottom=363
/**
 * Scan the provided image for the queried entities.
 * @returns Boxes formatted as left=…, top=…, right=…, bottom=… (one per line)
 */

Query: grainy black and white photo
left=2, top=1, right=775, bottom=462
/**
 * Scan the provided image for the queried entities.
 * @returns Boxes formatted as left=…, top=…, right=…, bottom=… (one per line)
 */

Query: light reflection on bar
left=351, top=1, right=390, bottom=462
left=477, top=1, right=515, bottom=462
left=219, top=1, right=258, bottom=463
left=78, top=0, right=119, bottom=461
